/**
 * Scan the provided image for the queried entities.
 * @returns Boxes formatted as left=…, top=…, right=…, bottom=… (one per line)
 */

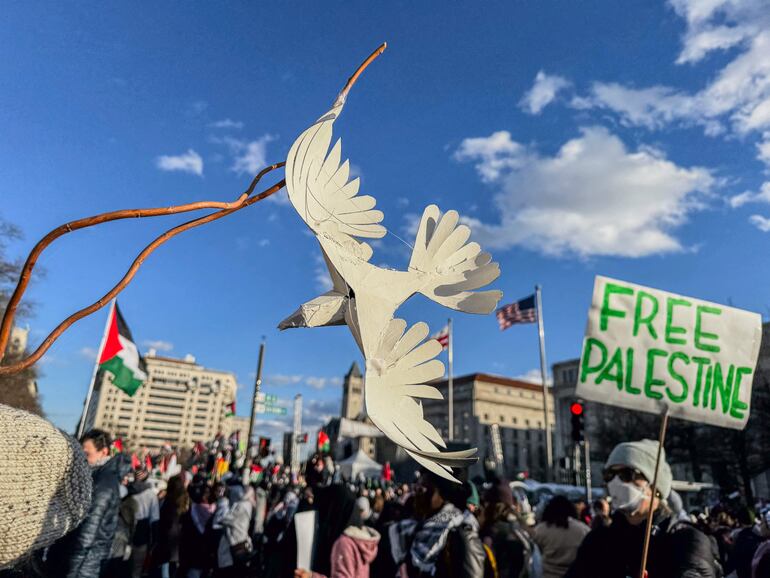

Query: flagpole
left=77, top=300, right=115, bottom=438
left=447, top=317, right=454, bottom=442
left=535, top=285, right=553, bottom=481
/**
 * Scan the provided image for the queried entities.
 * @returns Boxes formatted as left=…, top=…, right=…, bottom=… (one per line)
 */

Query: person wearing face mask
left=565, top=439, right=722, bottom=578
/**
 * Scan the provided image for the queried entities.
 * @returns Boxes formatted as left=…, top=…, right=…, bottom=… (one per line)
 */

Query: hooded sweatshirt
left=312, top=525, right=381, bottom=578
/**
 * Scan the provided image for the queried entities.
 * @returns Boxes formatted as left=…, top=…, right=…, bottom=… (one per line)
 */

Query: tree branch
left=0, top=164, right=285, bottom=373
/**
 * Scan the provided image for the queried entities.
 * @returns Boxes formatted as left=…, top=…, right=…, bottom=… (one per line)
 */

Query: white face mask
left=119, top=484, right=128, bottom=499
left=607, top=475, right=646, bottom=513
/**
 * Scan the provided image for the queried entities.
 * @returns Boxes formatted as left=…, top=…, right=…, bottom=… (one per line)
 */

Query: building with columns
left=423, top=373, right=555, bottom=480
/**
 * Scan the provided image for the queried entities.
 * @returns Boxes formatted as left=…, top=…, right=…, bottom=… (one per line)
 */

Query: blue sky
left=3, top=1, right=770, bottom=447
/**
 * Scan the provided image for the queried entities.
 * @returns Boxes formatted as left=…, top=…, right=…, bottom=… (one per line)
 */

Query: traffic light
left=570, top=401, right=585, bottom=442
left=258, top=437, right=271, bottom=458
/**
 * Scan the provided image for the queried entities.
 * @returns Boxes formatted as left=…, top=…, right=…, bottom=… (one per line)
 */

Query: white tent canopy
left=338, top=449, right=382, bottom=479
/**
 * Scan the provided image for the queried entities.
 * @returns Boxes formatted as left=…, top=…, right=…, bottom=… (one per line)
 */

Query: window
left=499, top=415, right=505, bottom=423
left=484, top=413, right=489, bottom=420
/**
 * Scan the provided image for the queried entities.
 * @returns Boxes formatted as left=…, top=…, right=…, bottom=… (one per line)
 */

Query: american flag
left=496, top=294, right=537, bottom=330
left=432, top=324, right=450, bottom=350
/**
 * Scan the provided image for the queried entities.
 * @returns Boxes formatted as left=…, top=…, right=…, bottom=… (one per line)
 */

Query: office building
left=86, top=352, right=238, bottom=450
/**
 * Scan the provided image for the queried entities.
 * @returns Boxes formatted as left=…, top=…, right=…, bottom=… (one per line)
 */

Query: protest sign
left=577, top=276, right=762, bottom=430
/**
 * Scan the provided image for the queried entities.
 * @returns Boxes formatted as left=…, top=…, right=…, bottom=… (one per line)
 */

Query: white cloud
left=314, top=253, right=333, bottom=292
left=155, top=149, right=204, bottom=176
left=396, top=197, right=410, bottom=208
left=576, top=83, right=704, bottom=131
left=231, top=135, right=275, bottom=176
left=79, top=347, right=97, bottom=360
left=757, top=135, right=770, bottom=167
left=454, top=127, right=714, bottom=258
left=749, top=214, right=770, bottom=231
left=263, top=374, right=343, bottom=391
left=729, top=182, right=770, bottom=207
left=514, top=368, right=553, bottom=386
left=453, top=131, right=528, bottom=182
left=143, top=339, right=173, bottom=352
left=210, top=118, right=244, bottom=130
left=520, top=71, right=570, bottom=115
left=570, top=4, right=770, bottom=138
left=305, top=376, right=343, bottom=390
left=258, top=238, right=271, bottom=248
left=264, top=374, right=303, bottom=387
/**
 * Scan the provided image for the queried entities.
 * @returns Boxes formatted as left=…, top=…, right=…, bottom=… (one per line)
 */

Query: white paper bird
left=280, top=48, right=503, bottom=482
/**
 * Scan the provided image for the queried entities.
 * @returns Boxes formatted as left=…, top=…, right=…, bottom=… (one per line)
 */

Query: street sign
left=256, top=403, right=287, bottom=416
left=255, top=393, right=279, bottom=403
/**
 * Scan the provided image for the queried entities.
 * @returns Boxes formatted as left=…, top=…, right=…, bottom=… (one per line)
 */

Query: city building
left=423, top=373, right=555, bottom=480
left=334, top=362, right=377, bottom=459
left=226, top=415, right=251, bottom=439
left=85, top=352, right=238, bottom=450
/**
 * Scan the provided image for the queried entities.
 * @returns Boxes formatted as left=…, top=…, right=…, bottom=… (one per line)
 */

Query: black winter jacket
left=47, top=455, right=127, bottom=578
left=565, top=510, right=721, bottom=578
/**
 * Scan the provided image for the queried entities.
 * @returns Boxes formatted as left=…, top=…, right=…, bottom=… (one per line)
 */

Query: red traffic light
left=570, top=402, right=584, bottom=416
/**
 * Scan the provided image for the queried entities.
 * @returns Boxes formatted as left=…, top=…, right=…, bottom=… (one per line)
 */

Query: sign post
left=576, top=275, right=762, bottom=578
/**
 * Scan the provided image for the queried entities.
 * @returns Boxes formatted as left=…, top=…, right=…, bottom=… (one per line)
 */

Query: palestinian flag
left=317, top=430, right=330, bottom=453
left=225, top=401, right=235, bottom=417
left=98, top=302, right=147, bottom=397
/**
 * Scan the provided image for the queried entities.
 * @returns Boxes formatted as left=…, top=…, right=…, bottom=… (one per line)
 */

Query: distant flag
left=317, top=430, right=330, bottom=453
left=431, top=324, right=450, bottom=351
left=131, top=453, right=141, bottom=470
left=496, top=294, right=537, bottom=330
left=145, top=454, right=152, bottom=472
left=224, top=401, right=235, bottom=417
left=98, top=302, right=147, bottom=396
left=111, top=438, right=124, bottom=455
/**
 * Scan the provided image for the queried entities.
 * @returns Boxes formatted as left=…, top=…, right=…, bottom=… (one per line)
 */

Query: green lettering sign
left=666, top=351, right=690, bottom=403
left=633, top=291, right=659, bottom=339
left=644, top=348, right=667, bottom=400
left=730, top=367, right=752, bottom=420
left=691, top=356, right=711, bottom=408
left=597, top=347, right=624, bottom=390
left=580, top=337, right=607, bottom=383
left=665, top=298, right=691, bottom=345
left=695, top=305, right=721, bottom=353
left=600, top=283, right=633, bottom=331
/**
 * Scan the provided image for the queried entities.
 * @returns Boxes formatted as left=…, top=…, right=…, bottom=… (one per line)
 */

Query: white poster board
left=294, top=510, right=317, bottom=571
left=576, top=276, right=762, bottom=430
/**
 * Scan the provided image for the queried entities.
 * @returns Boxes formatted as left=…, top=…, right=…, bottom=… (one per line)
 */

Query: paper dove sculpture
left=279, top=58, right=503, bottom=482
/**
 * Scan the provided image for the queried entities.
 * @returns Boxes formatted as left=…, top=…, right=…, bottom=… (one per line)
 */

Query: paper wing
left=409, top=204, right=503, bottom=314
left=285, top=104, right=386, bottom=254
left=364, top=318, right=477, bottom=483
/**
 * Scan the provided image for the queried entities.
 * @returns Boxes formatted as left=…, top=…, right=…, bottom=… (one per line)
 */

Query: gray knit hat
left=0, top=404, right=92, bottom=568
left=605, top=439, right=672, bottom=499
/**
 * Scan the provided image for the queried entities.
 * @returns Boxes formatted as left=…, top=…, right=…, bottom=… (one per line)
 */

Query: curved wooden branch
left=0, top=177, right=285, bottom=375
left=0, top=163, right=284, bottom=362
left=334, top=42, right=387, bottom=107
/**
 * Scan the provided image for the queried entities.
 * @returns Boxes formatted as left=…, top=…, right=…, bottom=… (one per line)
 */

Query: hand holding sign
left=577, top=276, right=762, bottom=429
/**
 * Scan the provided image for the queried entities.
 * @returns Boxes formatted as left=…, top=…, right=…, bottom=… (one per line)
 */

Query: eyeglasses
left=602, top=466, right=647, bottom=484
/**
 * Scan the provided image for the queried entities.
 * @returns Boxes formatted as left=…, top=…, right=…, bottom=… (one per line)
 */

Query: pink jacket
left=313, top=525, right=381, bottom=578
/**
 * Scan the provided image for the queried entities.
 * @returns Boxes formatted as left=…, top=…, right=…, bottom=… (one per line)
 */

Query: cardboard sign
left=577, top=276, right=762, bottom=429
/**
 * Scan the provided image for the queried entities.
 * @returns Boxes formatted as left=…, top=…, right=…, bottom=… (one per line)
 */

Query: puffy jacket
left=311, top=525, right=381, bottom=578
left=47, top=455, right=127, bottom=578
left=565, top=510, right=721, bottom=578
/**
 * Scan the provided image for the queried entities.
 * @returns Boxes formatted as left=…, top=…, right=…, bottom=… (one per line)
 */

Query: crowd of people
left=6, top=429, right=770, bottom=578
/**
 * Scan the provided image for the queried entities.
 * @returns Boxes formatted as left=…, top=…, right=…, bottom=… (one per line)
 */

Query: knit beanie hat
left=466, top=481, right=480, bottom=508
left=0, top=404, right=92, bottom=568
left=605, top=439, right=672, bottom=499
